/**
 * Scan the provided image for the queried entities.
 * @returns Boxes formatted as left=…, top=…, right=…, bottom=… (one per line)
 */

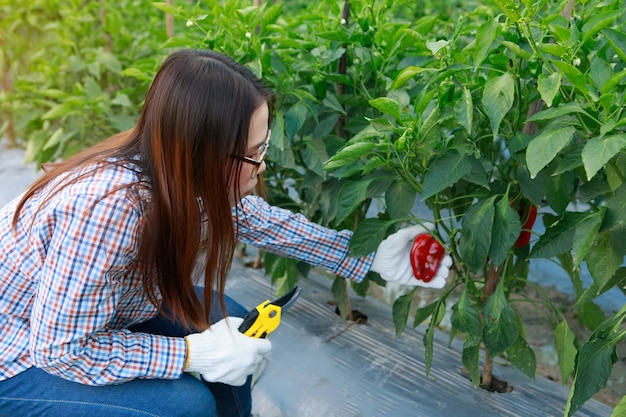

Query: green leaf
left=530, top=210, right=604, bottom=266
left=392, top=66, right=436, bottom=89
left=369, top=97, right=401, bottom=120
left=576, top=268, right=626, bottom=308
left=578, top=301, right=608, bottom=332
left=426, top=39, right=450, bottom=55
left=386, top=181, right=416, bottom=221
left=461, top=343, right=481, bottom=387
left=602, top=28, right=626, bottom=62
left=565, top=305, right=626, bottom=416
left=109, top=114, right=135, bottom=132
left=322, top=93, right=345, bottom=113
left=450, top=288, right=483, bottom=343
left=324, top=142, right=377, bottom=171
left=474, top=18, right=497, bottom=71
left=482, top=281, right=518, bottom=357
left=83, top=77, right=103, bottom=102
left=527, top=102, right=588, bottom=122
left=491, top=0, right=521, bottom=22
left=581, top=10, right=623, bottom=45
left=539, top=42, right=568, bottom=58
left=601, top=183, right=626, bottom=231
left=421, top=151, right=472, bottom=199
left=482, top=72, right=515, bottom=138
left=413, top=301, right=438, bottom=327
left=554, top=320, right=577, bottom=384
left=331, top=276, right=349, bottom=320
left=585, top=226, right=626, bottom=290
left=544, top=169, right=575, bottom=215
left=464, top=157, right=490, bottom=188
left=42, top=102, right=73, bottom=120
left=460, top=197, right=496, bottom=272
left=590, top=57, right=614, bottom=92
left=152, top=2, right=180, bottom=15
left=392, top=289, right=416, bottom=336
left=489, top=194, right=522, bottom=266
left=517, top=165, right=545, bottom=206
left=285, top=102, right=308, bottom=140
left=39, top=89, right=68, bottom=99
left=349, top=218, right=395, bottom=257
left=97, top=50, right=122, bottom=74
left=454, top=87, right=473, bottom=133
left=264, top=254, right=298, bottom=294
left=336, top=179, right=372, bottom=225
left=301, top=139, right=328, bottom=177
left=121, top=67, right=154, bottom=82
left=43, top=127, right=64, bottom=151
left=606, top=152, right=626, bottom=192
left=582, top=134, right=626, bottom=180
left=110, top=93, right=131, bottom=107
left=550, top=60, right=588, bottom=95
left=601, top=69, right=626, bottom=95
left=507, top=333, right=536, bottom=379
left=500, top=40, right=531, bottom=60
left=526, top=127, right=576, bottom=178
left=424, top=298, right=446, bottom=376
left=537, top=72, right=562, bottom=107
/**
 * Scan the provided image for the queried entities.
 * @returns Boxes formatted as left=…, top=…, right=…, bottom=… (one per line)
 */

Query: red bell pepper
left=515, top=203, right=538, bottom=248
left=410, top=233, right=445, bottom=282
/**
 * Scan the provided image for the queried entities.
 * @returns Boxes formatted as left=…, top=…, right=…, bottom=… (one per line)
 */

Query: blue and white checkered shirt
left=0, top=161, right=373, bottom=385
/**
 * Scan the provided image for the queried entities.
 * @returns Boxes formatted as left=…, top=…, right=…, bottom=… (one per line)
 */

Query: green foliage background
left=1, top=0, right=625, bottom=415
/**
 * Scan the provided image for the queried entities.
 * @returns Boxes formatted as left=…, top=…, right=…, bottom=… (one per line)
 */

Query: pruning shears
left=238, top=286, right=302, bottom=338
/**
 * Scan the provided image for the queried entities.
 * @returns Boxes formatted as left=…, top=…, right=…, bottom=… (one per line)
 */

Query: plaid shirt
left=0, top=162, right=372, bottom=386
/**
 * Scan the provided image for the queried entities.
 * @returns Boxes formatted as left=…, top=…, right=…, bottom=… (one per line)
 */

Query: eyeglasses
left=232, top=129, right=271, bottom=178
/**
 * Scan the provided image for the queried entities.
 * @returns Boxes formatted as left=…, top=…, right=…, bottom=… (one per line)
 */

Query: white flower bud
left=573, top=57, right=581, bottom=67
left=186, top=20, right=193, bottom=27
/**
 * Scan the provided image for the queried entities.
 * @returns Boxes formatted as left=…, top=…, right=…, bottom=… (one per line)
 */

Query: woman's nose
left=257, top=160, right=267, bottom=176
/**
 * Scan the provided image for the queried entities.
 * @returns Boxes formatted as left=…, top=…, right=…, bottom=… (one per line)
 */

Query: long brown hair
left=13, top=49, right=275, bottom=330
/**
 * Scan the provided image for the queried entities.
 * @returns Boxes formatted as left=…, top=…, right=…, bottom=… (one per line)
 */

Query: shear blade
left=269, top=286, right=302, bottom=312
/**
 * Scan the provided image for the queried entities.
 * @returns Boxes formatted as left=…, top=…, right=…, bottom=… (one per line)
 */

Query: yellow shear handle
left=242, top=301, right=282, bottom=338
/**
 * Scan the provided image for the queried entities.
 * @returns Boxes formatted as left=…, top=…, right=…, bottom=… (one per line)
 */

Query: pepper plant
left=0, top=0, right=166, bottom=164
left=324, top=0, right=626, bottom=415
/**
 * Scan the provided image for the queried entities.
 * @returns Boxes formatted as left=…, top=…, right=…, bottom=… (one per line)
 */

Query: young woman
left=0, top=49, right=451, bottom=417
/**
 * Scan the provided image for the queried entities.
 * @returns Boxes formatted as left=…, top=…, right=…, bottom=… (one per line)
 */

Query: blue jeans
left=0, top=289, right=252, bottom=417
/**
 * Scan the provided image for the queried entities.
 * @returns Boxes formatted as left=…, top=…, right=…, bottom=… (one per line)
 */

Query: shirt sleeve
left=233, top=196, right=374, bottom=282
left=29, top=193, right=186, bottom=386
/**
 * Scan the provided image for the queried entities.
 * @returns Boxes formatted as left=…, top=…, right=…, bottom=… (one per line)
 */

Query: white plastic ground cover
left=0, top=144, right=40, bottom=207
left=226, top=260, right=613, bottom=417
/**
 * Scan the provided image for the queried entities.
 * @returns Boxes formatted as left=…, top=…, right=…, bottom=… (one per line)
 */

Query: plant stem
left=482, top=350, right=494, bottom=388
left=343, top=279, right=353, bottom=321
left=481, top=263, right=503, bottom=388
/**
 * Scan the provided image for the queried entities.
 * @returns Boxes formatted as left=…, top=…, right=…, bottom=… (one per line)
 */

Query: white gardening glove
left=184, top=317, right=271, bottom=386
left=370, top=225, right=452, bottom=289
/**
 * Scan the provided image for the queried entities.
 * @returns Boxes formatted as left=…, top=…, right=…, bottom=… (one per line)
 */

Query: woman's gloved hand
left=184, top=317, right=271, bottom=386
left=370, top=225, right=452, bottom=289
